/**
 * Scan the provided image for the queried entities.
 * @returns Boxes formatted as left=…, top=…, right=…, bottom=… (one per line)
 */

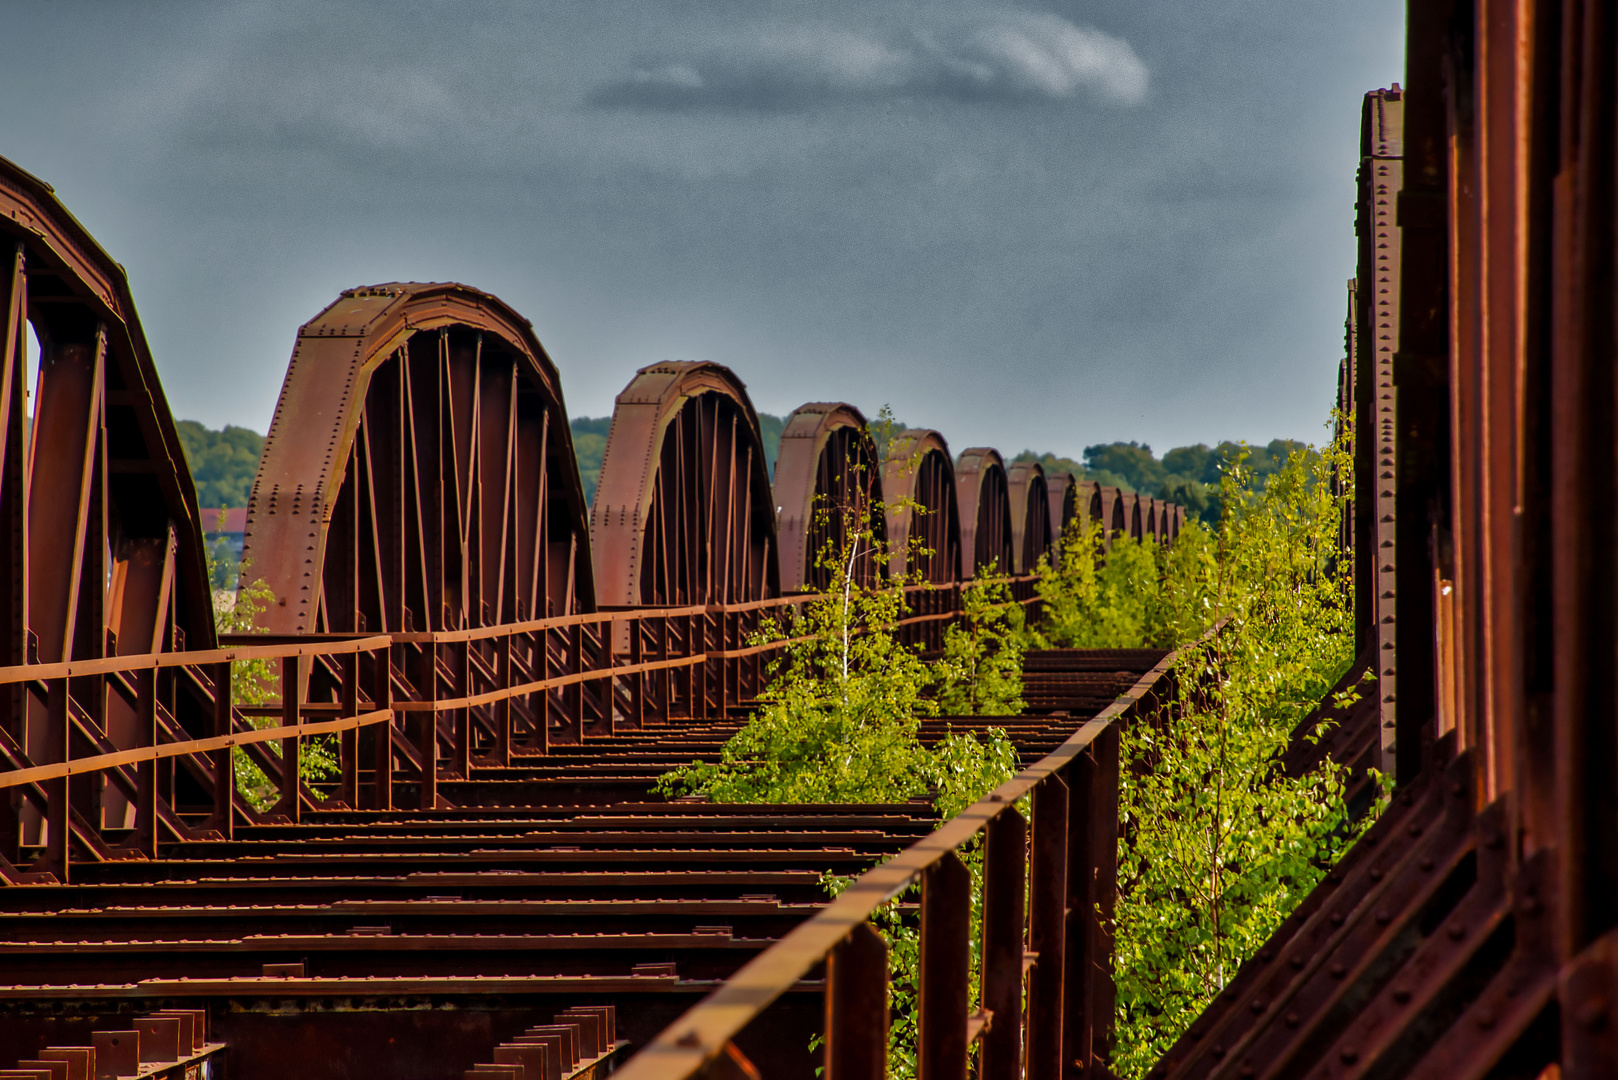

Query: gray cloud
left=592, top=12, right=1148, bottom=111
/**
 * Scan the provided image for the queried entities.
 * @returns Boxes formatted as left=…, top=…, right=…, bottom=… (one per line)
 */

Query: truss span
left=1006, top=460, right=1052, bottom=573
left=242, top=283, right=594, bottom=635
left=591, top=361, right=779, bottom=607
left=0, top=155, right=220, bottom=854
left=955, top=447, right=1014, bottom=577
left=772, top=402, right=885, bottom=593
left=882, top=428, right=961, bottom=584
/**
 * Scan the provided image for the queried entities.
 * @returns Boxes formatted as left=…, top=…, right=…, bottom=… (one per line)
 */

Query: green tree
left=1109, top=437, right=1375, bottom=1077
left=206, top=531, right=337, bottom=812
left=175, top=420, right=264, bottom=508
left=1084, top=441, right=1166, bottom=493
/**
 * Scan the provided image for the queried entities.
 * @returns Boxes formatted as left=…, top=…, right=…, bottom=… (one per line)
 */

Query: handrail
left=0, top=709, right=391, bottom=789
left=0, top=634, right=392, bottom=685
left=614, top=622, right=1218, bottom=1080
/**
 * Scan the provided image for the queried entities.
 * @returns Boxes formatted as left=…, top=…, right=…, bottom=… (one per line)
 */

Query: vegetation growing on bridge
left=656, top=421, right=1370, bottom=1078
left=1040, top=437, right=1376, bottom=1078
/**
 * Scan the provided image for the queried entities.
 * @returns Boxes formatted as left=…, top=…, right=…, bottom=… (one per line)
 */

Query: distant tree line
left=1014, top=438, right=1308, bottom=527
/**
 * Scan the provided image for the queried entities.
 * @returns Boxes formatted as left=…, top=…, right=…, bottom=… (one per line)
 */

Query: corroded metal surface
left=1006, top=460, right=1052, bottom=573
left=591, top=362, right=778, bottom=607
left=954, top=447, right=1013, bottom=577
left=242, top=282, right=594, bottom=635
left=772, top=403, right=884, bottom=592
left=0, top=153, right=220, bottom=881
left=882, top=429, right=961, bottom=584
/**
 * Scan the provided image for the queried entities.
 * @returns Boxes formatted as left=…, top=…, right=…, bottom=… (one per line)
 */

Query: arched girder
left=773, top=402, right=885, bottom=593
left=1045, top=471, right=1078, bottom=543
left=1126, top=492, right=1144, bottom=541
left=881, top=429, right=960, bottom=584
left=1099, top=486, right=1126, bottom=548
left=592, top=361, right=779, bottom=607
left=955, top=447, right=1013, bottom=577
left=1143, top=496, right=1160, bottom=543
left=1006, top=460, right=1052, bottom=573
left=1080, top=481, right=1103, bottom=532
left=243, top=282, right=593, bottom=634
left=0, top=154, right=216, bottom=837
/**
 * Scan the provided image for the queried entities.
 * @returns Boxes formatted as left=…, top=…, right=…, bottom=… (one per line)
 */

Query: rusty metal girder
left=954, top=447, right=1013, bottom=578
left=771, top=403, right=884, bottom=593
left=242, top=282, right=595, bottom=636
left=1095, top=486, right=1125, bottom=548
left=1005, top=460, right=1052, bottom=574
left=591, top=362, right=779, bottom=607
left=882, top=429, right=960, bottom=584
left=0, top=154, right=222, bottom=879
left=1045, top=471, right=1078, bottom=546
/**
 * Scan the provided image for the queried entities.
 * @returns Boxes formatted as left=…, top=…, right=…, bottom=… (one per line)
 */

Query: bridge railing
left=0, top=634, right=394, bottom=883
left=359, top=576, right=1040, bottom=810
left=0, top=577, right=1042, bottom=876
left=611, top=631, right=1198, bottom=1080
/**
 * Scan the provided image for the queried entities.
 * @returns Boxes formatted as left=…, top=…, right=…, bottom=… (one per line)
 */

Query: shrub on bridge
left=1073, top=434, right=1381, bottom=1079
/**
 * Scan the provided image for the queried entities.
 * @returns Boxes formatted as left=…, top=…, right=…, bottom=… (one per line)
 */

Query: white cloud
left=594, top=11, right=1148, bottom=110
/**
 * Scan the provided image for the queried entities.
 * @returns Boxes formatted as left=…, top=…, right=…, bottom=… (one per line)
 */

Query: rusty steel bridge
left=4, top=0, right=1618, bottom=1076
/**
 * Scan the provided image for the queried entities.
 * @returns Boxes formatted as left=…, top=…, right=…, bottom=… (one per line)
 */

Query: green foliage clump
left=657, top=533, right=1018, bottom=816
left=176, top=420, right=264, bottom=508
left=935, top=569, right=1027, bottom=719
left=206, top=543, right=337, bottom=813
left=1074, top=435, right=1373, bottom=1078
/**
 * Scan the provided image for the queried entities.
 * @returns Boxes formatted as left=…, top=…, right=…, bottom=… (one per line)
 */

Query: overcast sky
left=2, top=0, right=1403, bottom=460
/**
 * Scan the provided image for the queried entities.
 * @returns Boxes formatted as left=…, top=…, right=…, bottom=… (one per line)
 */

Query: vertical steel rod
left=279, top=653, right=301, bottom=823
left=1027, top=773, right=1070, bottom=1080
left=826, top=921, right=890, bottom=1080
left=212, top=660, right=233, bottom=839
left=373, top=645, right=393, bottom=811
left=919, top=851, right=972, bottom=1080
left=982, top=808, right=1028, bottom=1080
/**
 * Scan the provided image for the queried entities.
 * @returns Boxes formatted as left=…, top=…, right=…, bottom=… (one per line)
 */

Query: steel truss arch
left=0, top=155, right=218, bottom=850
left=1079, top=480, right=1103, bottom=532
left=243, top=283, right=594, bottom=636
left=773, top=402, right=885, bottom=593
left=1098, top=485, right=1126, bottom=547
left=1006, top=460, right=1052, bottom=573
left=591, top=361, right=779, bottom=606
left=955, top=447, right=1014, bottom=576
left=1046, top=471, right=1078, bottom=544
left=882, top=429, right=961, bottom=584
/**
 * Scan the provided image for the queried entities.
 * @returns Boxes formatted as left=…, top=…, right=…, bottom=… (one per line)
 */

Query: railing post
left=1086, top=726, right=1121, bottom=1068
left=1063, top=743, right=1098, bottom=1078
left=982, top=808, right=1028, bottom=1080
left=278, top=653, right=301, bottom=823
left=44, top=676, right=68, bottom=881
left=658, top=615, right=670, bottom=722
left=1027, top=773, right=1070, bottom=1080
left=920, top=851, right=971, bottom=1080
left=826, top=922, right=889, bottom=1080
left=133, top=666, right=157, bottom=857
left=373, top=644, right=393, bottom=811
left=453, top=641, right=471, bottom=777
left=212, top=660, right=234, bottom=839
left=540, top=624, right=554, bottom=752
left=415, top=642, right=437, bottom=809
left=340, top=651, right=359, bottom=806
left=496, top=632, right=513, bottom=764
left=566, top=621, right=584, bottom=742
left=629, top=614, right=645, bottom=730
